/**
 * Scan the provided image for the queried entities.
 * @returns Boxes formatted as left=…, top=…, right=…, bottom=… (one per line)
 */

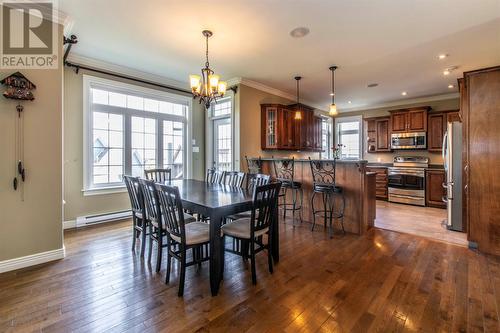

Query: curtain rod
left=64, top=61, right=193, bottom=95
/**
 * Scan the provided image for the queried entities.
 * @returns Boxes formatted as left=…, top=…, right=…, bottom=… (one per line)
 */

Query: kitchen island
left=248, top=158, right=376, bottom=235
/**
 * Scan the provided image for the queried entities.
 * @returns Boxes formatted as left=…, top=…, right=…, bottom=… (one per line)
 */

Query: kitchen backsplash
left=363, top=150, right=443, bottom=164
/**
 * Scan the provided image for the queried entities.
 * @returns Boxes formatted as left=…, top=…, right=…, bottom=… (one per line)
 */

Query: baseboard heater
left=75, top=210, right=131, bottom=228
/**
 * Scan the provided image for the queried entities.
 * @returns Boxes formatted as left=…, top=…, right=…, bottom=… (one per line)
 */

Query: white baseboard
left=63, top=220, right=76, bottom=230
left=0, top=247, right=65, bottom=273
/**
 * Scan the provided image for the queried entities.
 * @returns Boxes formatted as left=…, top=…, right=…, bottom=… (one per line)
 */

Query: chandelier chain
left=205, top=34, right=210, bottom=68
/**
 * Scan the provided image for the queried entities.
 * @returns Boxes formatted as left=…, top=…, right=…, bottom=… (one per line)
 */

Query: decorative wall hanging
left=1, top=72, right=36, bottom=199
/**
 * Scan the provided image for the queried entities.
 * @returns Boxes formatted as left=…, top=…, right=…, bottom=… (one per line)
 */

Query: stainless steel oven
left=391, top=132, right=426, bottom=150
left=388, top=156, right=428, bottom=206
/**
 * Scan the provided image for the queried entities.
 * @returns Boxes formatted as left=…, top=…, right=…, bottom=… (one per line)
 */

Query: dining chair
left=222, top=171, right=245, bottom=187
left=124, top=175, right=147, bottom=256
left=155, top=183, right=210, bottom=297
left=227, top=173, right=271, bottom=221
left=139, top=178, right=196, bottom=272
left=221, top=181, right=282, bottom=285
left=206, top=168, right=225, bottom=184
left=145, top=168, right=172, bottom=183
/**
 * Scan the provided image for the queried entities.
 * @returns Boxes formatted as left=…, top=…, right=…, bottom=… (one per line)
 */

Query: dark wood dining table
left=167, top=179, right=279, bottom=296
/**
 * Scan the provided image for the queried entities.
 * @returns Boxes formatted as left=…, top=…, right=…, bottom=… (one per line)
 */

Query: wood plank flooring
left=0, top=218, right=498, bottom=332
left=375, top=200, right=468, bottom=247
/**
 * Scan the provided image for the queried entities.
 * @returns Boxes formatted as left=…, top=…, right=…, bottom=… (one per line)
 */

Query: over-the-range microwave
left=391, top=132, right=426, bottom=149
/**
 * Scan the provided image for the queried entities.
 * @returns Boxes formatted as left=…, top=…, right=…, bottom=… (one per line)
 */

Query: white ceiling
left=60, top=0, right=500, bottom=111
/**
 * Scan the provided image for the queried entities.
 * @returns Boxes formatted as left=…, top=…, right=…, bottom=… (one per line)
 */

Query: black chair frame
left=272, top=157, right=303, bottom=223
left=124, top=175, right=148, bottom=257
left=145, top=168, right=172, bottom=183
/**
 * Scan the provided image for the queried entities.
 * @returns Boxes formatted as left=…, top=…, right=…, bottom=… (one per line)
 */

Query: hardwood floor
left=0, top=219, right=499, bottom=332
left=375, top=200, right=468, bottom=247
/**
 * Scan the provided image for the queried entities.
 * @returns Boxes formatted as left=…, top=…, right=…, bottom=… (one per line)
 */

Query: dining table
left=167, top=179, right=280, bottom=296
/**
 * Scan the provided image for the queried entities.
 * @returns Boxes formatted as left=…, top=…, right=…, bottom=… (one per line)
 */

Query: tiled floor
left=374, top=200, right=468, bottom=247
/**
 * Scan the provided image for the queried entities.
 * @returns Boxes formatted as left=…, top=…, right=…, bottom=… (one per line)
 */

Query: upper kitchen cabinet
left=389, top=106, right=430, bottom=133
left=427, top=110, right=460, bottom=152
left=365, top=116, right=391, bottom=153
left=261, top=103, right=322, bottom=151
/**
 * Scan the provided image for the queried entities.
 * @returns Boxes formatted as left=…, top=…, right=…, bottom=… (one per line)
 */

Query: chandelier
left=329, top=66, right=338, bottom=116
left=189, top=30, right=227, bottom=109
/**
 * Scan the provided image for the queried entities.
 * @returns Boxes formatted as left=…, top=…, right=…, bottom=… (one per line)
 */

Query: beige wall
left=237, top=84, right=321, bottom=170
left=0, top=25, right=63, bottom=261
left=63, top=68, right=205, bottom=221
left=336, top=98, right=460, bottom=164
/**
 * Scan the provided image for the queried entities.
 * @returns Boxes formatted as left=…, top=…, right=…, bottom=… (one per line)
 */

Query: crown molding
left=226, top=77, right=326, bottom=111
left=339, top=92, right=460, bottom=113
left=66, top=53, right=190, bottom=90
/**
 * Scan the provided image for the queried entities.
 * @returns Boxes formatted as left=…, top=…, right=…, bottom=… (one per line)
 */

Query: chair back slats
left=206, top=168, right=225, bottom=184
left=246, top=173, right=271, bottom=191
left=223, top=171, right=245, bottom=187
left=272, top=157, right=295, bottom=182
left=155, top=183, right=186, bottom=243
left=145, top=168, right=172, bottom=183
left=246, top=156, right=263, bottom=174
left=139, top=178, right=161, bottom=226
left=250, top=182, right=282, bottom=236
left=309, top=158, right=337, bottom=186
left=124, top=175, right=143, bottom=215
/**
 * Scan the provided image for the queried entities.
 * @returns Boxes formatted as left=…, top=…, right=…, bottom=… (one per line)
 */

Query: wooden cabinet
left=366, top=167, right=388, bottom=200
left=389, top=107, right=429, bottom=133
left=261, top=103, right=322, bottom=151
left=426, top=169, right=446, bottom=208
left=463, top=66, right=500, bottom=255
left=365, top=116, right=391, bottom=153
left=427, top=111, right=460, bottom=152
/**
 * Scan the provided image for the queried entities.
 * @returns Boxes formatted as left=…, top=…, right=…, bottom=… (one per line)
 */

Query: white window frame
left=206, top=93, right=237, bottom=171
left=320, top=116, right=333, bottom=159
left=334, top=115, right=363, bottom=160
left=82, top=74, right=193, bottom=195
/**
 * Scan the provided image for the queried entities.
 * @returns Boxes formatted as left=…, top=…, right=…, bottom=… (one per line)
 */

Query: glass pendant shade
left=218, top=81, right=227, bottom=95
left=190, top=75, right=201, bottom=90
left=294, top=111, right=302, bottom=120
left=209, top=74, right=219, bottom=91
left=329, top=103, right=338, bottom=116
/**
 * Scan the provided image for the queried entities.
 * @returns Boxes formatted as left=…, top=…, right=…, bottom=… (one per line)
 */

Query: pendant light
left=189, top=30, right=227, bottom=109
left=294, top=76, right=302, bottom=120
left=329, top=66, right=338, bottom=116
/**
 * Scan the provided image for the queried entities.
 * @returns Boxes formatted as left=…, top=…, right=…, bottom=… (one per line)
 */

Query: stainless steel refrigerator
left=442, top=121, right=463, bottom=232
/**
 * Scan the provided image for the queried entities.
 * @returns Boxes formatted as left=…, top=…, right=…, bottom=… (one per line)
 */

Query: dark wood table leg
left=209, top=211, right=223, bottom=296
left=272, top=205, right=279, bottom=262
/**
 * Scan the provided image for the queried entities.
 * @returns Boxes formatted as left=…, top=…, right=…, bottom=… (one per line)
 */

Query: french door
left=213, top=117, right=232, bottom=171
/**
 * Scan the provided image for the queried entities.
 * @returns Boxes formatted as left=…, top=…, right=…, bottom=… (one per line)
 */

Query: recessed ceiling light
left=367, top=83, right=378, bottom=88
left=443, top=70, right=450, bottom=75
left=401, top=91, right=407, bottom=96
left=438, top=54, right=448, bottom=60
left=443, top=65, right=458, bottom=76
left=329, top=92, right=334, bottom=96
left=348, top=101, right=352, bottom=104
left=290, top=27, right=310, bottom=38
left=448, top=84, right=454, bottom=89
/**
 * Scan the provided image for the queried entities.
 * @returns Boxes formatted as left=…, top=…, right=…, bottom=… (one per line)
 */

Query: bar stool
left=273, top=157, right=303, bottom=223
left=245, top=155, right=263, bottom=174
left=309, top=158, right=346, bottom=238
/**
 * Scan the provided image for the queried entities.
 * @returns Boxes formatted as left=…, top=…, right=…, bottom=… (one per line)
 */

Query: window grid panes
left=163, top=120, right=184, bottom=179
left=321, top=118, right=331, bottom=159
left=338, top=121, right=360, bottom=159
left=131, top=116, right=156, bottom=177
left=213, top=99, right=231, bottom=117
left=92, top=112, right=124, bottom=184
left=87, top=83, right=188, bottom=189
left=216, top=122, right=232, bottom=171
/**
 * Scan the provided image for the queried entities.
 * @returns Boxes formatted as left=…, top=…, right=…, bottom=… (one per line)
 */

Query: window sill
left=82, top=186, right=127, bottom=196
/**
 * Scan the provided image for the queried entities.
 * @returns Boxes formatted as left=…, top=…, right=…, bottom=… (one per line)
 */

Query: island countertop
left=249, top=157, right=368, bottom=164
left=247, top=157, right=376, bottom=235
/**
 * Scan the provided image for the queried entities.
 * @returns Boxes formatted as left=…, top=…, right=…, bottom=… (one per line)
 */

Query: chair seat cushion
left=279, top=179, right=302, bottom=189
left=170, top=222, right=210, bottom=245
left=221, top=218, right=268, bottom=239
left=227, top=211, right=252, bottom=220
left=313, top=183, right=342, bottom=193
left=183, top=213, right=197, bottom=223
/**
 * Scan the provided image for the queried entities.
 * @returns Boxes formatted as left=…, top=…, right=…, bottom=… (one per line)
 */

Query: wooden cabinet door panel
left=427, top=113, right=445, bottom=152
left=376, top=118, right=390, bottom=151
left=408, top=110, right=427, bottom=132
left=391, top=112, right=407, bottom=132
left=313, top=116, right=322, bottom=150
left=426, top=170, right=446, bottom=208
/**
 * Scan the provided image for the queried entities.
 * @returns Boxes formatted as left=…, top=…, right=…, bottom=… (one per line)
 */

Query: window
left=335, top=116, right=362, bottom=159
left=321, top=117, right=332, bottom=159
left=210, top=96, right=233, bottom=171
left=84, top=75, right=192, bottom=193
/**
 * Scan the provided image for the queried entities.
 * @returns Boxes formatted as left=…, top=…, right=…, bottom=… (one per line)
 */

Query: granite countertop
left=367, top=162, right=444, bottom=170
left=252, top=157, right=368, bottom=164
